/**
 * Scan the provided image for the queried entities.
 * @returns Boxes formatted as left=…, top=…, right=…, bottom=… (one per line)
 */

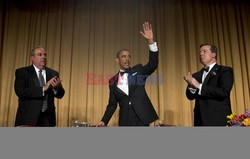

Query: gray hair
left=31, top=46, right=46, bottom=56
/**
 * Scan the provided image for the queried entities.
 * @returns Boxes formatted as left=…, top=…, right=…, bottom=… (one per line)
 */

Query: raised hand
left=140, top=22, right=154, bottom=44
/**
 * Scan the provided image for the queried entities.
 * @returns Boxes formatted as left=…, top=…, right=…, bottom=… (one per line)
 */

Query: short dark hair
left=116, top=49, right=130, bottom=58
left=200, top=43, right=217, bottom=53
left=31, top=46, right=46, bottom=56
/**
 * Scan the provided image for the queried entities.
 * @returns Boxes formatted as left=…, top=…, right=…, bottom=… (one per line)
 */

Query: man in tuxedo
left=14, top=46, right=65, bottom=127
left=97, top=22, right=159, bottom=126
left=184, top=43, right=234, bottom=126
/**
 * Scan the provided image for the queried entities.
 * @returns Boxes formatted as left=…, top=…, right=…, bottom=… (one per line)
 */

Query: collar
left=204, top=62, right=216, bottom=72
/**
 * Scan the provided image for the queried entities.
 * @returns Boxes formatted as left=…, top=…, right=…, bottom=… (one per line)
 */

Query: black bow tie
left=120, top=68, right=132, bottom=76
left=202, top=67, right=209, bottom=72
left=120, top=71, right=126, bottom=76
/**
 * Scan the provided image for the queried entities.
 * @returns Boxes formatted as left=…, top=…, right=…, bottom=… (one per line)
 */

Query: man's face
left=116, top=50, right=131, bottom=70
left=199, top=45, right=216, bottom=66
left=31, top=48, right=47, bottom=69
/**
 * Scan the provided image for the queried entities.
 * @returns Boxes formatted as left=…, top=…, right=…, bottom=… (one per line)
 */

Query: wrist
left=148, top=39, right=154, bottom=44
left=43, top=85, right=50, bottom=91
left=194, top=83, right=201, bottom=89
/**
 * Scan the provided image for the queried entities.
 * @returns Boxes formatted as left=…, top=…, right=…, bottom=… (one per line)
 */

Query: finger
left=140, top=31, right=145, bottom=37
left=51, top=80, right=56, bottom=86
left=54, top=78, right=60, bottom=83
left=149, top=23, right=152, bottom=30
left=46, top=80, right=51, bottom=86
left=46, top=82, right=51, bottom=87
left=143, top=23, right=146, bottom=31
left=145, top=22, right=149, bottom=30
left=183, top=77, right=188, bottom=82
left=50, top=76, right=57, bottom=82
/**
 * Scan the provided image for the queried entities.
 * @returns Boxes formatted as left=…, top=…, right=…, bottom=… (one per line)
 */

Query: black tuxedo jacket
left=101, top=50, right=159, bottom=126
left=14, top=65, right=65, bottom=126
left=186, top=64, right=234, bottom=126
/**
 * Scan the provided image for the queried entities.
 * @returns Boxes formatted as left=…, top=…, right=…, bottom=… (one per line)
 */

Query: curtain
left=0, top=0, right=249, bottom=126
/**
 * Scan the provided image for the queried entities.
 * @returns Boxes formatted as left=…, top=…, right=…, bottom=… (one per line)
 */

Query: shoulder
left=108, top=73, right=119, bottom=87
left=220, top=65, right=232, bottom=71
left=15, top=66, right=32, bottom=74
left=108, top=73, right=119, bottom=82
left=192, top=70, right=201, bottom=77
left=217, top=65, right=233, bottom=73
left=45, top=67, right=59, bottom=74
left=132, top=64, right=143, bottom=72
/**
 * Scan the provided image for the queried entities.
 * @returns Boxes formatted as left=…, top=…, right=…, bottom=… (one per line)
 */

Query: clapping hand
left=183, top=72, right=200, bottom=89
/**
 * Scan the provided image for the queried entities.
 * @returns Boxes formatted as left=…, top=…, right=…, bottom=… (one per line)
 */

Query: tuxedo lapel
left=193, top=70, right=203, bottom=84
left=128, top=64, right=142, bottom=94
left=128, top=73, right=133, bottom=95
left=203, top=64, right=219, bottom=85
left=128, top=73, right=137, bottom=95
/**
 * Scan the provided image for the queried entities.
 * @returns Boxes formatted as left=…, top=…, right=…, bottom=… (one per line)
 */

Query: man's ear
left=115, top=58, right=119, bottom=63
left=31, top=56, right=34, bottom=61
left=212, top=52, right=216, bottom=58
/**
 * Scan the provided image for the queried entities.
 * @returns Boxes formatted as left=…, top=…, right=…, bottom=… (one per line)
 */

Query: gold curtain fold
left=0, top=0, right=249, bottom=127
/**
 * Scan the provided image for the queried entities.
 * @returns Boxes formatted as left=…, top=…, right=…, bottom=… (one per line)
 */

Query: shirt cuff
left=42, top=87, right=45, bottom=96
left=188, top=87, right=197, bottom=94
left=53, top=89, right=58, bottom=95
left=149, top=42, right=158, bottom=52
left=198, top=84, right=202, bottom=95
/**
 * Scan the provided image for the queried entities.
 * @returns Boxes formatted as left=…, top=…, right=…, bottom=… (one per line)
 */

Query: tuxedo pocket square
left=132, top=72, right=137, bottom=76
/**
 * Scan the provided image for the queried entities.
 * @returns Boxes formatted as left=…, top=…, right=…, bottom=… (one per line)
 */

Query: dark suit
left=14, top=65, right=65, bottom=126
left=101, top=50, right=159, bottom=126
left=186, top=64, right=234, bottom=126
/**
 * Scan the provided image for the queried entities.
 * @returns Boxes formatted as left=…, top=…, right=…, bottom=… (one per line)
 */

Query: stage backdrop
left=0, top=0, right=249, bottom=127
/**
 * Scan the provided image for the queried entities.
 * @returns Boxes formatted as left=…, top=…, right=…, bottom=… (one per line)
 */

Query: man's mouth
left=124, top=62, right=130, bottom=66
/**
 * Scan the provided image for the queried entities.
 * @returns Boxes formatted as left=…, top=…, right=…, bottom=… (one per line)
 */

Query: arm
left=184, top=72, right=200, bottom=100
left=50, top=72, right=65, bottom=99
left=186, top=87, right=198, bottom=100
left=99, top=84, right=118, bottom=126
left=141, top=50, right=158, bottom=75
left=54, top=86, right=65, bottom=99
left=140, top=22, right=159, bottom=75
